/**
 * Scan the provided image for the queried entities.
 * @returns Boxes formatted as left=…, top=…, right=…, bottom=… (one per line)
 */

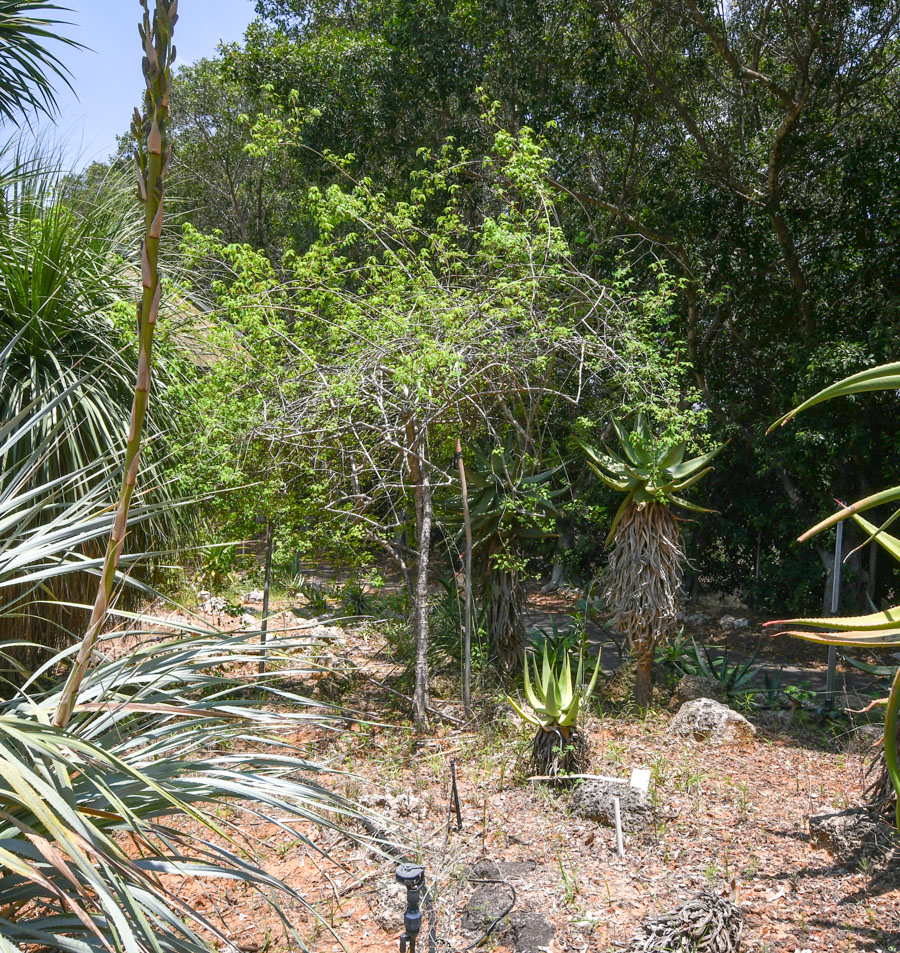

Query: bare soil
left=144, top=588, right=898, bottom=953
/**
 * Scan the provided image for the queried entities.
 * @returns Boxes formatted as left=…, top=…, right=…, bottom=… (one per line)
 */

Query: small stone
left=719, top=615, right=750, bottom=630
left=244, top=589, right=265, bottom=603
left=810, top=807, right=897, bottom=868
left=674, top=674, right=727, bottom=705
left=846, top=723, right=883, bottom=754
left=571, top=779, right=655, bottom=831
left=669, top=698, right=756, bottom=744
left=679, top=611, right=711, bottom=627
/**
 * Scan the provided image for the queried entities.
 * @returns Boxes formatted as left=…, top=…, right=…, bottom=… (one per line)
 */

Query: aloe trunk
left=53, top=0, right=176, bottom=730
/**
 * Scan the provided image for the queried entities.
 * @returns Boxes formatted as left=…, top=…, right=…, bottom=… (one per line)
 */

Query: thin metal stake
left=826, top=519, right=843, bottom=708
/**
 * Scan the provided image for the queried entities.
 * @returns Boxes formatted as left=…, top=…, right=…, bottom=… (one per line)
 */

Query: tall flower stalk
left=53, top=0, right=176, bottom=730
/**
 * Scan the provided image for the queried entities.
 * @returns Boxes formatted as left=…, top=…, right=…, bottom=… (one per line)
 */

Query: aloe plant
left=578, top=414, right=723, bottom=709
left=768, top=363, right=900, bottom=828
left=508, top=642, right=601, bottom=776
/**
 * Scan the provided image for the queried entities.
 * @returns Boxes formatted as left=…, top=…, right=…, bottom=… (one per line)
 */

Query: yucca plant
left=768, top=362, right=900, bottom=829
left=0, top=161, right=179, bottom=661
left=579, top=414, right=723, bottom=709
left=508, top=642, right=601, bottom=777
left=0, top=1, right=77, bottom=120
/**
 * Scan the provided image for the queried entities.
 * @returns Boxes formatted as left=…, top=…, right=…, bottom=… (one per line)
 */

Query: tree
left=580, top=415, right=723, bottom=709
left=197, top=126, right=637, bottom=727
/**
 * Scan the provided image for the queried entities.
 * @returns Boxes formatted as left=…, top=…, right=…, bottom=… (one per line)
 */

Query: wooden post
left=456, top=438, right=473, bottom=717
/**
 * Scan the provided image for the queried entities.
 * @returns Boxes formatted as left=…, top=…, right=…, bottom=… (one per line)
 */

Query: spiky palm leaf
left=0, top=162, right=178, bottom=659
left=0, top=1, right=77, bottom=120
left=769, top=363, right=900, bottom=828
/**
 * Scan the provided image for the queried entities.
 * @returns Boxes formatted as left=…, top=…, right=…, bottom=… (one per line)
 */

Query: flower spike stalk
left=54, top=0, right=177, bottom=730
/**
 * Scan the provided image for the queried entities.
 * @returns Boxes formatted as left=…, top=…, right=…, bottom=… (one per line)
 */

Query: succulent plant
left=768, top=362, right=900, bottom=828
left=508, top=642, right=601, bottom=730
left=579, top=413, right=723, bottom=545
left=507, top=641, right=602, bottom=777
left=577, top=415, right=723, bottom=709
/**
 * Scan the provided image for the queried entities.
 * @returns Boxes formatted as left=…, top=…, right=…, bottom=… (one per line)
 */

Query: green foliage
left=507, top=642, right=601, bottom=730
left=662, top=633, right=766, bottom=699
left=0, top=1, right=77, bottom=120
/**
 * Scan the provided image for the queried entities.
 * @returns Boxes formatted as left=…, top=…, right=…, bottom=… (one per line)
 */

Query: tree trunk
left=412, top=462, right=433, bottom=732
left=634, top=650, right=653, bottom=712
left=484, top=539, right=526, bottom=674
left=406, top=416, right=432, bottom=732
left=456, top=438, right=473, bottom=716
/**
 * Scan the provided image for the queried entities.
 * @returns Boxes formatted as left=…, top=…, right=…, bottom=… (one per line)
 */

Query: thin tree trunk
left=54, top=0, right=176, bottom=730
left=413, top=454, right=433, bottom=732
left=634, top=650, right=653, bottom=712
left=258, top=521, right=274, bottom=675
left=456, top=438, right=473, bottom=717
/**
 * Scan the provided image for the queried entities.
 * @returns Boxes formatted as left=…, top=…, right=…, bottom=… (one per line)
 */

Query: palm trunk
left=54, top=0, right=176, bottom=730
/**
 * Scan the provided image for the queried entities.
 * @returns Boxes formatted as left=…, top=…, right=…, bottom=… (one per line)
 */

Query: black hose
left=424, top=878, right=517, bottom=952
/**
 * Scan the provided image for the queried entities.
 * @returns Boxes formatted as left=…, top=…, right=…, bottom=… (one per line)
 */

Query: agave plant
left=462, top=433, right=564, bottom=672
left=768, top=362, right=900, bottom=828
left=578, top=414, right=723, bottom=709
left=508, top=641, right=601, bottom=777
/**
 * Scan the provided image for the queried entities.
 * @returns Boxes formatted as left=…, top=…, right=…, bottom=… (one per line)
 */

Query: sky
left=18, top=0, right=258, bottom=169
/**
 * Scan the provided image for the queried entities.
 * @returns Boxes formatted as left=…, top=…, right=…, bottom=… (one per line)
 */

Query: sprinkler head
left=396, top=863, right=425, bottom=888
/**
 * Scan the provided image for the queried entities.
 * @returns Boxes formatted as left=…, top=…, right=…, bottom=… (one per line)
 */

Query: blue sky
left=20, top=0, right=258, bottom=168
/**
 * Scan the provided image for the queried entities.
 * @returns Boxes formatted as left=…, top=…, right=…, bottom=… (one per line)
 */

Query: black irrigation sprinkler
left=394, top=861, right=517, bottom=953
left=396, top=863, right=425, bottom=953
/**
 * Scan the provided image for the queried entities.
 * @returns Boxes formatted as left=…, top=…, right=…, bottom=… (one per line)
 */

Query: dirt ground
left=151, top=589, right=899, bottom=953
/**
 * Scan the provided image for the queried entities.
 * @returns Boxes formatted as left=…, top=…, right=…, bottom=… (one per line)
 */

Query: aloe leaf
left=523, top=654, right=545, bottom=711
left=668, top=495, right=717, bottom=514
left=778, top=629, right=900, bottom=648
left=606, top=493, right=634, bottom=546
left=506, top=695, right=541, bottom=727
left=798, top=485, right=900, bottom=542
left=885, top=666, right=900, bottom=830
left=666, top=442, right=726, bottom=479
left=852, top=511, right=900, bottom=564
left=612, top=418, right=642, bottom=465
left=767, top=606, right=900, bottom=632
left=770, top=362, right=900, bottom=431
left=671, top=466, right=714, bottom=494
left=656, top=440, right=687, bottom=470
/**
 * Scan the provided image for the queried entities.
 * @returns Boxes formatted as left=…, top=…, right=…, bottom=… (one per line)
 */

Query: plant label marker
left=630, top=768, right=651, bottom=795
